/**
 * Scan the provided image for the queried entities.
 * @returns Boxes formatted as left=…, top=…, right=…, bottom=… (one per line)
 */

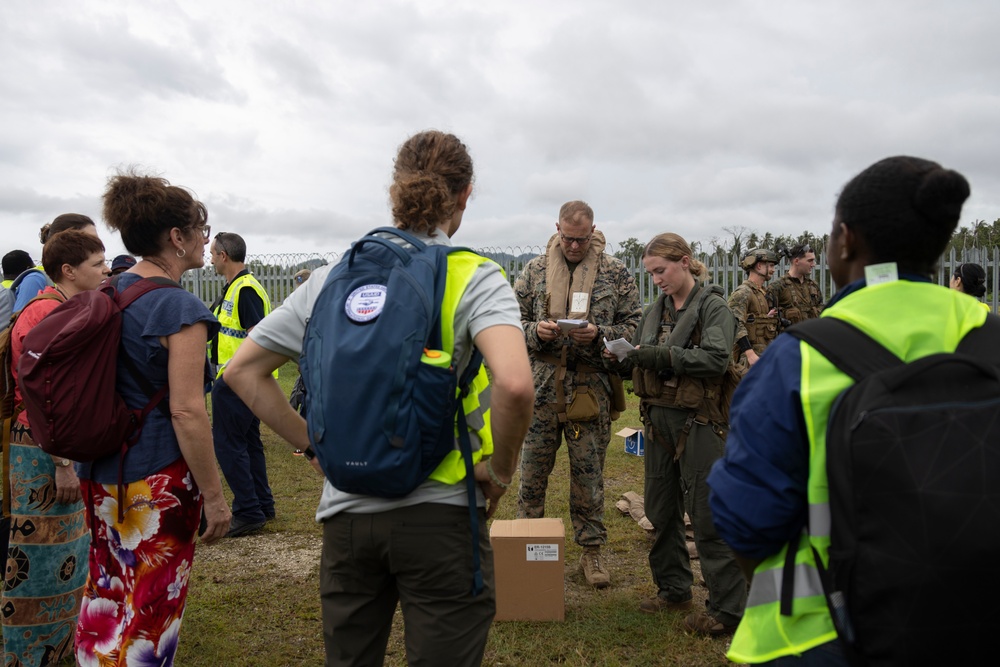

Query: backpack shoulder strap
left=115, top=276, right=182, bottom=309
left=784, top=317, right=902, bottom=381
left=955, top=313, right=1000, bottom=362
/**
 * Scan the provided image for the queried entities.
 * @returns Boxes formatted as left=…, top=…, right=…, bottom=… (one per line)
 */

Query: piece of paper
left=557, top=318, right=589, bottom=333
left=604, top=336, right=634, bottom=362
left=571, top=292, right=590, bottom=313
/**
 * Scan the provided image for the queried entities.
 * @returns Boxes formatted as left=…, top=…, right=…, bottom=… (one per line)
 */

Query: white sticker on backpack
left=345, top=284, right=387, bottom=322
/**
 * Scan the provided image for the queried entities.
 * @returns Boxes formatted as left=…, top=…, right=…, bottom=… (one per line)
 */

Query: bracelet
left=302, top=446, right=316, bottom=461
left=485, top=458, right=510, bottom=489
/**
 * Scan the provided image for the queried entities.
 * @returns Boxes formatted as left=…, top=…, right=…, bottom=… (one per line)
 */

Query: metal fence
left=182, top=245, right=1000, bottom=312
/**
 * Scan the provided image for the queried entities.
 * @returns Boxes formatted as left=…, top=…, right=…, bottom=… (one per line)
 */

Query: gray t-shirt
left=249, top=230, right=521, bottom=521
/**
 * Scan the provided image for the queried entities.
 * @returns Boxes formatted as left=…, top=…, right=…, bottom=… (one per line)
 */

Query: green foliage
left=614, top=236, right=645, bottom=264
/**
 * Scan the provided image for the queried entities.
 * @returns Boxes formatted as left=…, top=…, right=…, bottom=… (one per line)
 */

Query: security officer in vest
left=768, top=242, right=824, bottom=328
left=727, top=248, right=778, bottom=369
left=708, top=156, right=989, bottom=664
left=209, top=231, right=276, bottom=537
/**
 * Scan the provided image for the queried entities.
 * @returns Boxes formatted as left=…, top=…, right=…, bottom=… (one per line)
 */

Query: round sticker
left=345, top=284, right=387, bottom=322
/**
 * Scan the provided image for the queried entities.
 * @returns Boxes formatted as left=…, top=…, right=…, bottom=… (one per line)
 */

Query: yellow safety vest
left=729, top=280, right=988, bottom=663
left=426, top=251, right=499, bottom=485
left=213, top=272, right=274, bottom=378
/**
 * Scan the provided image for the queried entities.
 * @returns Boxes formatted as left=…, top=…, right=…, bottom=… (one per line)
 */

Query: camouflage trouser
left=517, top=381, right=611, bottom=547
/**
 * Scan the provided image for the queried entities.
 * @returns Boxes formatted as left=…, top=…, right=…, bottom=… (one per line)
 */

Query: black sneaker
left=226, top=516, right=266, bottom=538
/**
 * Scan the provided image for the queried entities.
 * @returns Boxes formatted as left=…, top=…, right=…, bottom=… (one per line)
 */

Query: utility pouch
left=566, top=385, right=600, bottom=422
left=674, top=376, right=705, bottom=410
left=609, top=374, right=627, bottom=421
left=632, top=368, right=663, bottom=399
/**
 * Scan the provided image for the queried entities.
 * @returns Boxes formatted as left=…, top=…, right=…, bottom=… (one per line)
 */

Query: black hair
left=954, top=262, right=987, bottom=298
left=2, top=249, right=34, bottom=279
left=835, top=156, right=970, bottom=275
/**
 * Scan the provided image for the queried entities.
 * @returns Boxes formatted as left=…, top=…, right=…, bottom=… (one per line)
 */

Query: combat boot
left=579, top=546, right=610, bottom=589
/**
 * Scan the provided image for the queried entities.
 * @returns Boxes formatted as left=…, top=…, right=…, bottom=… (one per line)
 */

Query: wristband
left=485, top=459, right=511, bottom=489
left=302, top=446, right=316, bottom=461
left=737, top=336, right=753, bottom=352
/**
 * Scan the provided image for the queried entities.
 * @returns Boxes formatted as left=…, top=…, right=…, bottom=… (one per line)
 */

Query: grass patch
left=70, top=363, right=736, bottom=666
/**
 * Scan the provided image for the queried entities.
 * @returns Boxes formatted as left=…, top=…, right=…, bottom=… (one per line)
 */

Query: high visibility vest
left=213, top=273, right=274, bottom=378
left=426, top=251, right=499, bottom=484
left=728, top=280, right=988, bottom=663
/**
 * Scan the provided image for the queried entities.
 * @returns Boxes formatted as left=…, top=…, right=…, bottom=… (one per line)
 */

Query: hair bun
left=915, top=167, right=970, bottom=226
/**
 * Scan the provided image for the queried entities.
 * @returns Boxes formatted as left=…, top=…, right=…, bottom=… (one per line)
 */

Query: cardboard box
left=617, top=427, right=645, bottom=456
left=490, top=518, right=565, bottom=621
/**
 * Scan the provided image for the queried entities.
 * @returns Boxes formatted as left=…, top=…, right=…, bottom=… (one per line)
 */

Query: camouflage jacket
left=514, top=244, right=640, bottom=403
left=767, top=273, right=824, bottom=327
left=727, top=279, right=777, bottom=354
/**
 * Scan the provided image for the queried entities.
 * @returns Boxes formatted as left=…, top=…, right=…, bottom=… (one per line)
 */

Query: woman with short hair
left=4, top=228, right=108, bottom=666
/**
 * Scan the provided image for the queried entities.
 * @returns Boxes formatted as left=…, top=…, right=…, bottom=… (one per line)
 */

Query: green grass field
left=6, top=363, right=736, bottom=666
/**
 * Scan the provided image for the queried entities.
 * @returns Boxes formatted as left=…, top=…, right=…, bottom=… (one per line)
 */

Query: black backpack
left=785, top=315, right=1000, bottom=666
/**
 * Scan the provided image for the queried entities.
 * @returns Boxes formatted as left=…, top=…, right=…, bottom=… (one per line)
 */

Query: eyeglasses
left=201, top=224, right=212, bottom=240
left=559, top=233, right=592, bottom=247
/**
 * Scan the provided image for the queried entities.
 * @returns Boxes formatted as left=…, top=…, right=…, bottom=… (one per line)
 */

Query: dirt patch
left=197, top=531, right=322, bottom=580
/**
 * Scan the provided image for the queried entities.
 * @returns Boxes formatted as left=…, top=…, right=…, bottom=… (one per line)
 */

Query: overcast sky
left=2, top=0, right=999, bottom=264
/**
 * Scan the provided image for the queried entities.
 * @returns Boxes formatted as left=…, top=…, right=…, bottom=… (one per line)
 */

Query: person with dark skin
left=708, top=156, right=988, bottom=665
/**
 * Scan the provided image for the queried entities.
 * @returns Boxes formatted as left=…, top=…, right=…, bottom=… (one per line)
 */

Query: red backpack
left=18, top=277, right=180, bottom=465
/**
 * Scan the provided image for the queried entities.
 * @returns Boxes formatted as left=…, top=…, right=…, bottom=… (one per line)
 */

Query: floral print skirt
left=2, top=423, right=88, bottom=667
left=75, top=456, right=202, bottom=667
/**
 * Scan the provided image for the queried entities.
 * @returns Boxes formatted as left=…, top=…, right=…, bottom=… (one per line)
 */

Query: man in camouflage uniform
left=768, top=242, right=824, bottom=328
left=728, top=248, right=778, bottom=369
left=514, top=201, right=641, bottom=589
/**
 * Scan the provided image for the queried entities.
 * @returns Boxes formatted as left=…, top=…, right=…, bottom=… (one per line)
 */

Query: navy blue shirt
left=76, top=274, right=220, bottom=484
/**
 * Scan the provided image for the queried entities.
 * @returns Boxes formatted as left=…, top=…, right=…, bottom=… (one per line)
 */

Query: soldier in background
left=728, top=248, right=778, bottom=369
left=768, top=242, right=824, bottom=327
left=514, top=200, right=641, bottom=589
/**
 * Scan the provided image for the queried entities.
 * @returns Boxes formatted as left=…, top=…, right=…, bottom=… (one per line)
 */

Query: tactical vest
left=631, top=290, right=728, bottom=426
left=213, top=273, right=274, bottom=378
left=739, top=282, right=777, bottom=352
left=773, top=275, right=823, bottom=325
left=426, top=251, right=496, bottom=484
left=727, top=281, right=988, bottom=663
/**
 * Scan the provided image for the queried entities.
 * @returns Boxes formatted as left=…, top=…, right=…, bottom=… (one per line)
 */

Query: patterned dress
left=2, top=423, right=89, bottom=667
left=75, top=457, right=201, bottom=667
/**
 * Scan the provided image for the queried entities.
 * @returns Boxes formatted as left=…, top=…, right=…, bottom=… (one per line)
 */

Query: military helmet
left=740, top=247, right=779, bottom=271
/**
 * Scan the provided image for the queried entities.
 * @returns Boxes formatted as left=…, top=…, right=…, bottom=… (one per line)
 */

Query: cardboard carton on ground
left=490, top=517, right=565, bottom=621
left=617, top=427, right=645, bottom=456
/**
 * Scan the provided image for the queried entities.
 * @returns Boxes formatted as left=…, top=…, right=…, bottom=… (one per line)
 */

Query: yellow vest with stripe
left=425, top=250, right=498, bottom=485
left=728, top=280, right=989, bottom=663
left=214, top=272, right=274, bottom=379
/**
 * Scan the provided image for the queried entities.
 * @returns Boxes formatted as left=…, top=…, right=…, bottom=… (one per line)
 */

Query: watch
left=302, top=446, right=316, bottom=461
left=55, top=458, right=72, bottom=467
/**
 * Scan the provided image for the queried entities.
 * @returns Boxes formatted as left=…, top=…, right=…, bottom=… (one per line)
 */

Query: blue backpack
left=300, top=227, right=486, bottom=592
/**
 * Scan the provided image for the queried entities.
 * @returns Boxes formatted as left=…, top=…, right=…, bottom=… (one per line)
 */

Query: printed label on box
left=525, top=543, right=560, bottom=561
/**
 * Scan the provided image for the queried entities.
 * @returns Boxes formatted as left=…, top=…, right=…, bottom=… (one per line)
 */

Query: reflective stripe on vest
left=728, top=281, right=988, bottom=664
left=214, top=273, right=274, bottom=378
left=426, top=251, right=501, bottom=486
